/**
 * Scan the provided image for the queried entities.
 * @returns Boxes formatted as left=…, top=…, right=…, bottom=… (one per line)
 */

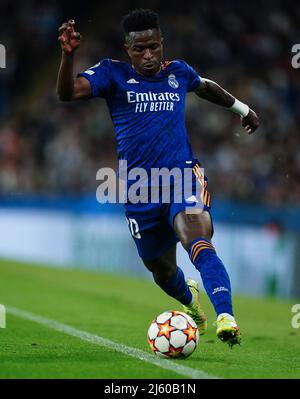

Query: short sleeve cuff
left=77, top=72, right=99, bottom=97
left=188, top=75, right=201, bottom=92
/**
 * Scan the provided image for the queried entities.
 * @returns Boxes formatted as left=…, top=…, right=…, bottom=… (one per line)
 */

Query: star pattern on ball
left=184, top=324, right=198, bottom=342
left=157, top=319, right=176, bottom=339
left=165, top=345, right=183, bottom=358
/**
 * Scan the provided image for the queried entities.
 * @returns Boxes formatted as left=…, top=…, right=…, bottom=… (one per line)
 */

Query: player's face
left=125, top=29, right=163, bottom=76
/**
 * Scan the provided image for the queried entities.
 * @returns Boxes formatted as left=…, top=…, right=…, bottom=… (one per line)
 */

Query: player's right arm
left=56, top=20, right=91, bottom=101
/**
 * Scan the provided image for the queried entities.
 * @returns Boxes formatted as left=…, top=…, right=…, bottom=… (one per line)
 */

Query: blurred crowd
left=0, top=0, right=299, bottom=206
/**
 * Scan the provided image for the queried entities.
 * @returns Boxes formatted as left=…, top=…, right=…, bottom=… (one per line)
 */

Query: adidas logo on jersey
left=127, top=78, right=139, bottom=84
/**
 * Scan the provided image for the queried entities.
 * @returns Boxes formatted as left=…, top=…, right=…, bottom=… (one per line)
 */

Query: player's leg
left=126, top=207, right=192, bottom=306
left=142, top=244, right=192, bottom=306
left=142, top=244, right=207, bottom=335
left=174, top=210, right=241, bottom=347
left=126, top=203, right=207, bottom=334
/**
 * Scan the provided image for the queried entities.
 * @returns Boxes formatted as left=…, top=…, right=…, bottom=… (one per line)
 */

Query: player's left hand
left=241, top=109, right=259, bottom=134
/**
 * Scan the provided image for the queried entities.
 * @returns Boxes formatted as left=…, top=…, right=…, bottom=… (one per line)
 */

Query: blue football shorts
left=124, top=159, right=213, bottom=261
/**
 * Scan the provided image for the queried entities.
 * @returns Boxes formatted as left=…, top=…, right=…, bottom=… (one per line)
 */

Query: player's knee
left=175, top=210, right=213, bottom=251
left=143, top=250, right=177, bottom=284
left=144, top=262, right=176, bottom=284
left=180, top=230, right=212, bottom=252
left=152, top=268, right=176, bottom=286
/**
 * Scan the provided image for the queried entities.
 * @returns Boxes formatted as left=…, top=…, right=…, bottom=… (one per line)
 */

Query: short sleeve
left=181, top=61, right=201, bottom=92
left=77, top=59, right=112, bottom=98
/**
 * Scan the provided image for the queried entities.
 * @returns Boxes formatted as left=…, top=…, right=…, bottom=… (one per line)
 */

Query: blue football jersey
left=78, top=59, right=201, bottom=174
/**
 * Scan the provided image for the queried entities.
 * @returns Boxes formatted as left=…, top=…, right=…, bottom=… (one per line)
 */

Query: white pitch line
left=7, top=306, right=218, bottom=379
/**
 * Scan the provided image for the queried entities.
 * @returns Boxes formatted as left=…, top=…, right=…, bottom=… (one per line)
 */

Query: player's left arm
left=194, top=78, right=259, bottom=134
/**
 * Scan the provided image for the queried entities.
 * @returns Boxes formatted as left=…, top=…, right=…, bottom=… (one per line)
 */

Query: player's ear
left=124, top=33, right=132, bottom=54
left=124, top=43, right=130, bottom=55
left=124, top=43, right=129, bottom=51
left=160, top=36, right=164, bottom=50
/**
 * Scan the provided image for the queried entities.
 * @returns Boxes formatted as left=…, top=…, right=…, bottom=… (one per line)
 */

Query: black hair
left=122, top=8, right=160, bottom=37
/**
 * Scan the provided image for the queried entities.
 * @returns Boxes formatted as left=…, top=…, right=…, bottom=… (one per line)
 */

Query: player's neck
left=131, top=63, right=162, bottom=77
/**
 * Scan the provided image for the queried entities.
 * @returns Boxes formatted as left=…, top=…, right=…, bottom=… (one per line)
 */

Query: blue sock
left=189, top=237, right=233, bottom=316
left=153, top=266, right=192, bottom=305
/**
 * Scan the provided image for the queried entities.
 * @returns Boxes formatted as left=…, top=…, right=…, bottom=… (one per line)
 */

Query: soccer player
left=57, top=9, right=259, bottom=347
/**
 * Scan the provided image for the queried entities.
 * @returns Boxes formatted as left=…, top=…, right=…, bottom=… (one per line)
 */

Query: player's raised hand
left=241, top=109, right=259, bottom=134
left=58, top=19, right=81, bottom=54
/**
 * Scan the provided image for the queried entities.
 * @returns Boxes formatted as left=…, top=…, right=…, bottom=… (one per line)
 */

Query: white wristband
left=230, top=99, right=249, bottom=117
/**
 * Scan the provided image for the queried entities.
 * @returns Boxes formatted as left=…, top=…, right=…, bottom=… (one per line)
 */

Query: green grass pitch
left=0, top=259, right=299, bottom=379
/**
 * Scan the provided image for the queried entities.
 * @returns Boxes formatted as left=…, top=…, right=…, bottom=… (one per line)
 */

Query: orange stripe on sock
left=191, top=240, right=212, bottom=255
left=191, top=239, right=214, bottom=249
left=191, top=241, right=214, bottom=260
left=193, top=245, right=213, bottom=260
left=192, top=245, right=214, bottom=262
left=191, top=241, right=214, bottom=256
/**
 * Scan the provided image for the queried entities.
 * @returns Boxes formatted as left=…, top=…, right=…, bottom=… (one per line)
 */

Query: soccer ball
left=147, top=310, right=199, bottom=359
